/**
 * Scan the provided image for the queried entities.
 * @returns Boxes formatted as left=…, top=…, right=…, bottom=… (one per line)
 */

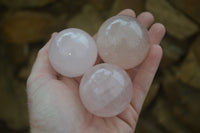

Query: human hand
left=27, top=9, right=165, bottom=133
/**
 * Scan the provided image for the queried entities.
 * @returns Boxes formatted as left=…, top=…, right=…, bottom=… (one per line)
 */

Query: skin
left=27, top=9, right=166, bottom=133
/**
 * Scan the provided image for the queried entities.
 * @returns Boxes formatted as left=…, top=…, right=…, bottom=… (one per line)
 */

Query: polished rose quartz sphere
left=96, top=15, right=150, bottom=69
left=79, top=63, right=133, bottom=117
left=49, top=28, right=97, bottom=77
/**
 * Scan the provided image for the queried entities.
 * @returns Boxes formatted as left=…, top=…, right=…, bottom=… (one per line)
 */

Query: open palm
left=27, top=9, right=165, bottom=133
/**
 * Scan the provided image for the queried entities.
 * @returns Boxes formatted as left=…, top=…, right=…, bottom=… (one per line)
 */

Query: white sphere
left=49, top=28, right=97, bottom=77
left=96, top=15, right=150, bottom=69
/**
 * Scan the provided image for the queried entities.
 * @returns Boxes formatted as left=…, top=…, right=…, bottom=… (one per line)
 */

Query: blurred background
left=0, top=0, right=199, bottom=132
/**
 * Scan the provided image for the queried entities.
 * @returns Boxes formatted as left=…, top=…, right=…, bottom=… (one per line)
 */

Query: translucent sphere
left=96, top=15, right=150, bottom=69
left=49, top=28, right=97, bottom=77
left=80, top=63, right=133, bottom=117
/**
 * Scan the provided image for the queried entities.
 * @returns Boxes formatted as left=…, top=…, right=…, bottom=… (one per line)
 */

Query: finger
left=137, top=12, right=154, bottom=29
left=131, top=45, right=163, bottom=114
left=149, top=23, right=166, bottom=45
left=127, top=23, right=165, bottom=80
left=126, top=11, right=154, bottom=78
left=117, top=104, right=138, bottom=131
left=126, top=66, right=140, bottom=81
left=118, top=9, right=136, bottom=17
left=28, top=33, right=58, bottom=82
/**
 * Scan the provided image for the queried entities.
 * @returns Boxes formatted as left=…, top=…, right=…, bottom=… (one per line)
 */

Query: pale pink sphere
left=80, top=63, right=133, bottom=117
left=49, top=28, right=97, bottom=77
left=96, top=15, right=150, bottom=69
